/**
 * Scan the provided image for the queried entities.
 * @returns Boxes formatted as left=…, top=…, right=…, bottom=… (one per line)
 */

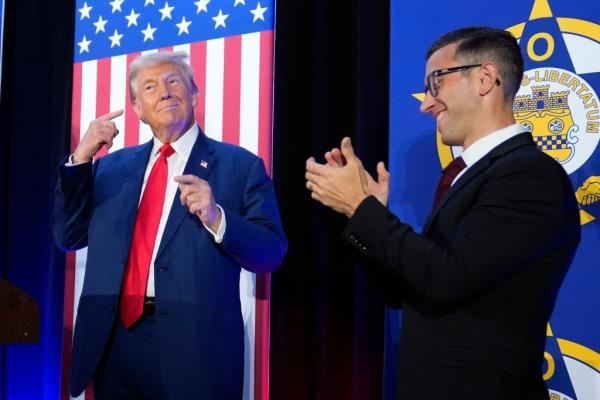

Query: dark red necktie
left=120, top=143, right=175, bottom=328
left=431, top=156, right=466, bottom=210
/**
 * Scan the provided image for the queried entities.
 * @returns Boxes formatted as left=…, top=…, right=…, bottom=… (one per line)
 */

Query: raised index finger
left=97, top=109, right=124, bottom=121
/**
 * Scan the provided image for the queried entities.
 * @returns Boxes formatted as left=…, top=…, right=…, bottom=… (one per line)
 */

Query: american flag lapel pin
left=200, top=160, right=208, bottom=168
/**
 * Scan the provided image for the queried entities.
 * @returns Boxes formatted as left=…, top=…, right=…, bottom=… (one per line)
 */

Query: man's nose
left=159, top=83, right=172, bottom=99
left=419, top=91, right=435, bottom=114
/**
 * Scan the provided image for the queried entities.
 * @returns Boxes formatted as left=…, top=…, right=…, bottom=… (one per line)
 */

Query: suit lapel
left=117, top=140, right=154, bottom=260
left=422, top=133, right=535, bottom=235
left=156, top=130, right=217, bottom=258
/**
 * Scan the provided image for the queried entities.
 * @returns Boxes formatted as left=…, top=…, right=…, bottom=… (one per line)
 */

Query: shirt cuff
left=203, top=204, right=226, bottom=243
left=65, top=154, right=93, bottom=166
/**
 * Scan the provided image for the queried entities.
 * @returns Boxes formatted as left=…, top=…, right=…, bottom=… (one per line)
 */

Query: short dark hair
left=426, top=27, right=524, bottom=101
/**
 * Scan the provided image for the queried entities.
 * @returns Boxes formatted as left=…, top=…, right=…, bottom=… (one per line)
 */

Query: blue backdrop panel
left=388, top=0, right=600, bottom=399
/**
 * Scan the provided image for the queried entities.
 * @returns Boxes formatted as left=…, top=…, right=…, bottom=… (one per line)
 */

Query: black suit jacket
left=344, top=133, right=580, bottom=399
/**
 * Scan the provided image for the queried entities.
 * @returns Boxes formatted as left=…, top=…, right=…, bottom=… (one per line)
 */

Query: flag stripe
left=204, top=38, right=224, bottom=141
left=223, top=35, right=242, bottom=145
left=94, top=58, right=111, bottom=158
left=258, top=30, right=274, bottom=174
left=190, top=42, right=207, bottom=130
left=110, top=55, right=127, bottom=152
left=240, top=32, right=260, bottom=154
left=124, top=52, right=141, bottom=148
left=254, top=30, right=275, bottom=400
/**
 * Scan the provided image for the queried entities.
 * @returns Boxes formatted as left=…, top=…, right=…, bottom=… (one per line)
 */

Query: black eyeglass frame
left=425, top=64, right=482, bottom=97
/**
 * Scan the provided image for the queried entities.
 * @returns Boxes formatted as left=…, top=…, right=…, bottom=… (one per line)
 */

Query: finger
left=340, top=137, right=358, bottom=164
left=305, top=171, right=322, bottom=186
left=174, top=174, right=202, bottom=185
left=325, top=151, right=344, bottom=168
left=331, top=148, right=346, bottom=166
left=97, top=109, right=124, bottom=121
left=377, top=161, right=390, bottom=183
left=306, top=158, right=328, bottom=175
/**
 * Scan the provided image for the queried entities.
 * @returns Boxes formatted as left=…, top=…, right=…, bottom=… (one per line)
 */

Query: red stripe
left=255, top=30, right=275, bottom=400
left=255, top=274, right=271, bottom=400
left=95, top=57, right=112, bottom=159
left=190, top=42, right=207, bottom=130
left=125, top=52, right=141, bottom=147
left=60, top=254, right=76, bottom=400
left=71, top=63, right=83, bottom=152
left=258, top=31, right=274, bottom=175
left=85, top=384, right=94, bottom=399
left=160, top=46, right=173, bottom=52
left=222, top=35, right=242, bottom=145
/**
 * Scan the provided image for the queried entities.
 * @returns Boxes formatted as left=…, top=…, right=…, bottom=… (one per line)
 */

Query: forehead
left=135, top=62, right=183, bottom=82
left=425, top=43, right=459, bottom=76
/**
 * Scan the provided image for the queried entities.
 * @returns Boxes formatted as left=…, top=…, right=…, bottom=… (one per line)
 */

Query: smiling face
left=419, top=43, right=480, bottom=147
left=132, top=61, right=198, bottom=142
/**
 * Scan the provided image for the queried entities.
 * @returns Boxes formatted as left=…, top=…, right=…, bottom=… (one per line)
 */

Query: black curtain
left=0, top=0, right=74, bottom=397
left=271, top=1, right=390, bottom=399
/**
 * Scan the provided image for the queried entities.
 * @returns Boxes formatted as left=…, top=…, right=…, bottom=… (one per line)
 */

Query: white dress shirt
left=452, top=123, right=525, bottom=185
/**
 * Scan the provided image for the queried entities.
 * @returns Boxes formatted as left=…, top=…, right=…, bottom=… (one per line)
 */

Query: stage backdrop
left=387, top=0, right=600, bottom=398
left=63, top=1, right=275, bottom=399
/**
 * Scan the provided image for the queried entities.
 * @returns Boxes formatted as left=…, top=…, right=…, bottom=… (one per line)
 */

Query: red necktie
left=431, top=156, right=466, bottom=210
left=120, top=143, right=175, bottom=328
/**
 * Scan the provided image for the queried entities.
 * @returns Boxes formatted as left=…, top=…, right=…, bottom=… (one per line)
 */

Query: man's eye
left=145, top=84, right=156, bottom=92
left=169, top=78, right=180, bottom=85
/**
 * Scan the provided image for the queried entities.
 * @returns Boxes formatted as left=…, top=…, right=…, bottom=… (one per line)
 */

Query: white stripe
left=174, top=43, right=190, bottom=55
left=205, top=38, right=224, bottom=141
left=239, top=33, right=261, bottom=156
left=71, top=248, right=88, bottom=400
left=240, top=270, right=256, bottom=400
left=110, top=55, right=127, bottom=152
left=80, top=61, right=97, bottom=138
left=138, top=49, right=158, bottom=144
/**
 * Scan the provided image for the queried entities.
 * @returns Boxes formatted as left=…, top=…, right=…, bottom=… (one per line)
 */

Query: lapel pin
left=200, top=160, right=208, bottom=168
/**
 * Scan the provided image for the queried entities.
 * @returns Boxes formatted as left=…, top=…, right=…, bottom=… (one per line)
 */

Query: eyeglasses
left=424, top=64, right=482, bottom=97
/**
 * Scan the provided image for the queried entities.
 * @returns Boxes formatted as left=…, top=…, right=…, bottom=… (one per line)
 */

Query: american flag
left=63, top=1, right=275, bottom=399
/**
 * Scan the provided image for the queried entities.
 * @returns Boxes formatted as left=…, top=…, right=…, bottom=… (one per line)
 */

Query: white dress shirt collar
left=460, top=123, right=524, bottom=168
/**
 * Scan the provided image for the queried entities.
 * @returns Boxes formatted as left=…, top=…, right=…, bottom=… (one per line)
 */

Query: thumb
left=340, top=137, right=357, bottom=164
left=377, top=161, right=389, bottom=184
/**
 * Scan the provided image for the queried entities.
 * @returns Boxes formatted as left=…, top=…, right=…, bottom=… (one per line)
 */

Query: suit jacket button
left=109, top=305, right=115, bottom=312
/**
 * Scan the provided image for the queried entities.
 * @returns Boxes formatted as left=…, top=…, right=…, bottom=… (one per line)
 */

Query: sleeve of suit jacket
left=218, top=156, right=288, bottom=273
left=342, top=153, right=578, bottom=312
left=52, top=158, right=95, bottom=251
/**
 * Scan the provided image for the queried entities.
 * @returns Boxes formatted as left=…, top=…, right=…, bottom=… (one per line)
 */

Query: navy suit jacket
left=343, top=133, right=580, bottom=399
left=53, top=130, right=287, bottom=399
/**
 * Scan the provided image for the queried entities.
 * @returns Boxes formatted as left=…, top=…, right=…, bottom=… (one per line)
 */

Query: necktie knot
left=442, top=156, right=466, bottom=180
left=431, top=156, right=466, bottom=211
left=159, top=143, right=175, bottom=159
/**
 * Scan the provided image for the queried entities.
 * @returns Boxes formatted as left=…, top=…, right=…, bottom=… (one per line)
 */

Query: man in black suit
left=305, top=27, right=580, bottom=399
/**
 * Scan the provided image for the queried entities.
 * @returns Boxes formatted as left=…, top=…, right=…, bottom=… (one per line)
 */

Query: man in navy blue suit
left=54, top=51, right=287, bottom=399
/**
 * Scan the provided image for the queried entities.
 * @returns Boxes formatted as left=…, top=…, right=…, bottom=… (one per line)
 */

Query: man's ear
left=132, top=99, right=146, bottom=124
left=477, top=62, right=500, bottom=96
